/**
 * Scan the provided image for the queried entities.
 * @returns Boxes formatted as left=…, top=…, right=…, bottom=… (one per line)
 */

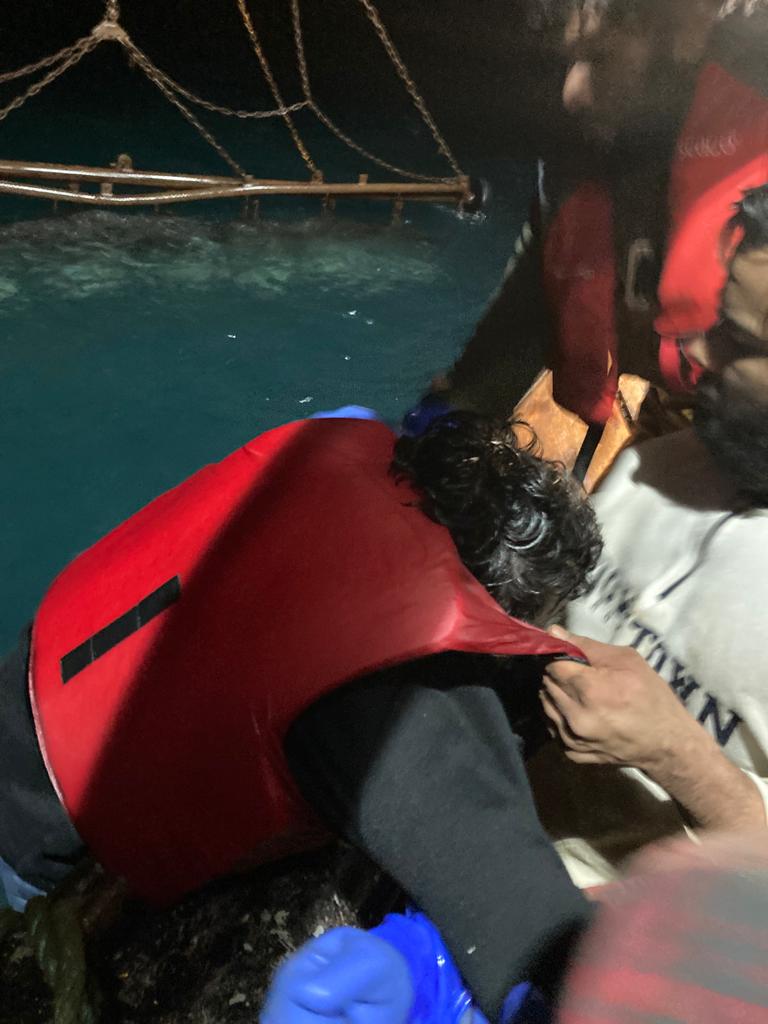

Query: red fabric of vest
left=546, top=63, right=768, bottom=422
left=30, top=418, right=582, bottom=905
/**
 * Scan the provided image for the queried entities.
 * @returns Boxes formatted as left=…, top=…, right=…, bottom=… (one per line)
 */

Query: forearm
left=286, top=661, right=591, bottom=1018
left=642, top=722, right=767, bottom=832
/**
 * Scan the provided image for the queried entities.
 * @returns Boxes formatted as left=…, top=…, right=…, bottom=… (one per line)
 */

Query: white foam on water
left=0, top=211, right=445, bottom=312
left=0, top=278, right=19, bottom=301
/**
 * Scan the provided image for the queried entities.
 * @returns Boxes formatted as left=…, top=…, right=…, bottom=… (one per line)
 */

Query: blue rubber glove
left=373, top=913, right=549, bottom=1024
left=261, top=925, right=414, bottom=1024
left=260, top=910, right=548, bottom=1024
left=400, top=395, right=453, bottom=438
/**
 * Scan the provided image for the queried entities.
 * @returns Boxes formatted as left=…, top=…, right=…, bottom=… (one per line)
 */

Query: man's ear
left=671, top=0, right=721, bottom=63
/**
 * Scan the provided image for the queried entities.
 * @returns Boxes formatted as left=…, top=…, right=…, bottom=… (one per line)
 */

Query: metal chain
left=0, top=7, right=248, bottom=178
left=311, top=103, right=456, bottom=184
left=290, top=0, right=314, bottom=102
left=290, top=0, right=453, bottom=184
left=103, top=0, right=310, bottom=122
left=0, top=34, right=95, bottom=85
left=123, top=37, right=248, bottom=178
left=0, top=0, right=460, bottom=188
left=135, top=55, right=310, bottom=121
left=235, top=0, right=318, bottom=176
left=0, top=35, right=99, bottom=124
left=354, top=0, right=464, bottom=177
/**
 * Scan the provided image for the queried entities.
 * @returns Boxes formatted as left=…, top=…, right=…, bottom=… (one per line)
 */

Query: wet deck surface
left=1, top=845, right=391, bottom=1023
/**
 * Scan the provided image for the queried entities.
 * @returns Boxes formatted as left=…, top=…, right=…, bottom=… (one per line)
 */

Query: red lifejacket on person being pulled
left=544, top=62, right=768, bottom=424
left=29, top=418, right=582, bottom=906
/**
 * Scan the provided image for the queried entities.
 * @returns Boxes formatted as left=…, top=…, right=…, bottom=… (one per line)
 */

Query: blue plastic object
left=0, top=854, right=44, bottom=912
left=372, top=911, right=478, bottom=1024
left=312, top=397, right=449, bottom=437
left=400, top=395, right=453, bottom=438
left=501, top=984, right=551, bottom=1024
left=260, top=910, right=551, bottom=1024
left=311, top=405, right=384, bottom=422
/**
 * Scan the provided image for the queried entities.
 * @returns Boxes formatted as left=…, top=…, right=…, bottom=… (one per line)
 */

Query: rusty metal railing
left=0, top=158, right=475, bottom=212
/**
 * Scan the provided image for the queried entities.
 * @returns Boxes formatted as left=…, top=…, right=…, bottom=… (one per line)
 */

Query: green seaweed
left=24, top=895, right=102, bottom=1024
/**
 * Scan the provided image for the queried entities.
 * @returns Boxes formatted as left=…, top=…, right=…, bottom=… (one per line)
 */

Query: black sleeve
left=284, top=653, right=590, bottom=1020
left=0, top=626, right=85, bottom=891
left=445, top=202, right=553, bottom=419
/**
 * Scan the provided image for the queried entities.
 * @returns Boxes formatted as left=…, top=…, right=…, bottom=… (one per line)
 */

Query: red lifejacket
left=29, top=418, right=581, bottom=906
left=544, top=62, right=768, bottom=423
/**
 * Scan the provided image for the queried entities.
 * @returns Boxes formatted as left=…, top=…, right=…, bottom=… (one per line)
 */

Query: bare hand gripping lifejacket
left=545, top=63, right=768, bottom=424
left=30, top=418, right=581, bottom=905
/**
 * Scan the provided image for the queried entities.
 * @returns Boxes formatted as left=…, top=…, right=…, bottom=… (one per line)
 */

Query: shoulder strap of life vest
left=544, top=181, right=618, bottom=425
left=546, top=63, right=768, bottom=421
left=656, top=62, right=768, bottom=381
left=29, top=418, right=582, bottom=904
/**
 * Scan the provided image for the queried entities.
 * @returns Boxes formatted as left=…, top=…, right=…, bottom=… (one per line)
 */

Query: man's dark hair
left=694, top=369, right=768, bottom=505
left=391, top=413, right=603, bottom=623
left=727, top=184, right=768, bottom=253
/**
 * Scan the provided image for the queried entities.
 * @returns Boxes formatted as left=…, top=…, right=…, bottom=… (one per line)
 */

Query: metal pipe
left=0, top=160, right=468, bottom=199
left=0, top=159, right=260, bottom=189
left=0, top=178, right=468, bottom=205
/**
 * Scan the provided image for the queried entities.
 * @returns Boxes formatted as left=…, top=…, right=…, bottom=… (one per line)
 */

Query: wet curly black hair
left=391, top=412, right=603, bottom=624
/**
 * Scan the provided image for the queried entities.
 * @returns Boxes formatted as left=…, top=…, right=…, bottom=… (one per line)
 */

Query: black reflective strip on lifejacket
left=60, top=576, right=181, bottom=684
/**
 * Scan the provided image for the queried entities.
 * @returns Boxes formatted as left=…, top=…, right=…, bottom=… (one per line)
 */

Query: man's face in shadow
left=562, top=5, right=655, bottom=145
left=559, top=0, right=719, bottom=151
left=691, top=245, right=768, bottom=505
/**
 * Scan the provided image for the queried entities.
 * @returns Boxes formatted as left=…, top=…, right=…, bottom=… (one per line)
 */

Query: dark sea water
left=0, top=86, right=532, bottom=651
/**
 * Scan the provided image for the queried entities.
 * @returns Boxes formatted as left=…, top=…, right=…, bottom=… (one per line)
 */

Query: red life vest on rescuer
left=544, top=62, right=768, bottom=424
left=29, top=418, right=581, bottom=905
